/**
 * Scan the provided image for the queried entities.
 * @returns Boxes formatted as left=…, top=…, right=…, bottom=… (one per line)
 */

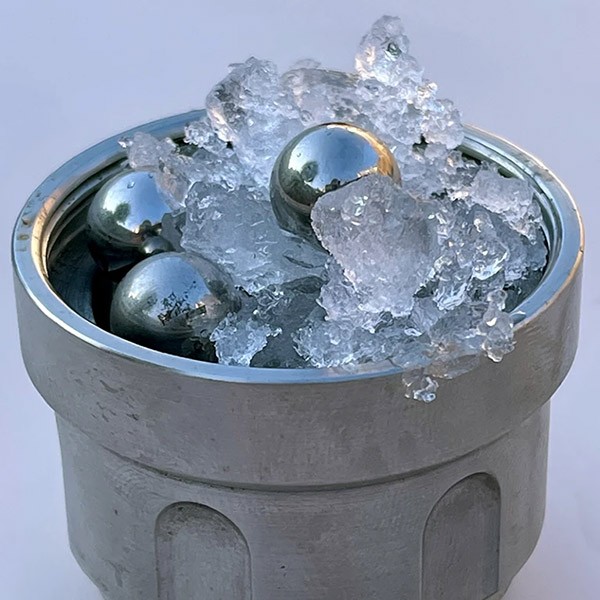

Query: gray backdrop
left=1, top=0, right=598, bottom=598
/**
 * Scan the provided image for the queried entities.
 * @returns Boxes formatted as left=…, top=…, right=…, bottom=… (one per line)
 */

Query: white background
left=1, top=1, right=598, bottom=598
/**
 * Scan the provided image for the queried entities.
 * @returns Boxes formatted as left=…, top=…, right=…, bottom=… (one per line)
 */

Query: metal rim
left=12, top=111, right=584, bottom=384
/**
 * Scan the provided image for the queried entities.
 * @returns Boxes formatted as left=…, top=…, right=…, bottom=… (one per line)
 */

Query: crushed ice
left=120, top=15, right=547, bottom=400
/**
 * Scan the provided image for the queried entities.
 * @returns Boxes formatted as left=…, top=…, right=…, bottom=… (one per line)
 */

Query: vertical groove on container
left=156, top=503, right=252, bottom=599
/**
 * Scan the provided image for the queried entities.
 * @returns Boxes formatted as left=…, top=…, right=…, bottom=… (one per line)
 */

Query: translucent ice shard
left=251, top=277, right=323, bottom=368
left=181, top=182, right=326, bottom=294
left=311, top=174, right=439, bottom=318
left=121, top=131, right=177, bottom=172
left=183, top=115, right=253, bottom=190
left=210, top=277, right=323, bottom=368
left=355, top=15, right=422, bottom=87
left=205, top=58, right=303, bottom=186
left=120, top=132, right=189, bottom=210
left=352, top=15, right=463, bottom=187
left=468, top=168, right=542, bottom=241
left=121, top=130, right=244, bottom=210
left=477, top=289, right=514, bottom=362
left=283, top=67, right=364, bottom=127
left=402, top=372, right=439, bottom=403
left=210, top=305, right=281, bottom=367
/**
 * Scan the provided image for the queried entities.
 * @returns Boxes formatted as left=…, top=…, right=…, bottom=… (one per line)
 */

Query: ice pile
left=121, top=16, right=547, bottom=400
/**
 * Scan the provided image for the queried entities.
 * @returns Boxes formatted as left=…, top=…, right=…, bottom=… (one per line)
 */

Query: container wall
left=57, top=402, right=548, bottom=600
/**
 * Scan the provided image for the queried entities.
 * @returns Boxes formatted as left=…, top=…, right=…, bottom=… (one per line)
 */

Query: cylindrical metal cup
left=12, top=111, right=583, bottom=600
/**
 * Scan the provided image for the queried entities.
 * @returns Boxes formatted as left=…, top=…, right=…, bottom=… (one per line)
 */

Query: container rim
left=12, top=110, right=584, bottom=384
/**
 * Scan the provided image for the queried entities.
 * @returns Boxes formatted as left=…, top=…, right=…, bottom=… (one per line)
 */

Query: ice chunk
left=419, top=97, right=464, bottom=149
left=352, top=16, right=463, bottom=176
left=184, top=116, right=224, bottom=151
left=355, top=16, right=423, bottom=87
left=120, top=132, right=189, bottom=210
left=251, top=277, right=323, bottom=368
left=355, top=80, right=423, bottom=160
left=121, top=131, right=227, bottom=210
left=437, top=151, right=482, bottom=201
left=283, top=67, right=365, bottom=127
left=294, top=310, right=408, bottom=369
left=210, top=303, right=281, bottom=367
left=293, top=168, right=531, bottom=391
left=120, top=131, right=177, bottom=171
left=477, top=290, right=514, bottom=362
left=311, top=174, right=439, bottom=318
left=183, top=116, right=253, bottom=190
left=486, top=212, right=547, bottom=282
left=402, top=372, right=439, bottom=403
left=182, top=182, right=326, bottom=294
left=205, top=58, right=303, bottom=186
left=468, top=168, right=542, bottom=240
left=210, top=277, right=322, bottom=368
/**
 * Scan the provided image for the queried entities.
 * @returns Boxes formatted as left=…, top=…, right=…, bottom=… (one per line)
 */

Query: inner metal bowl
left=12, top=110, right=584, bottom=384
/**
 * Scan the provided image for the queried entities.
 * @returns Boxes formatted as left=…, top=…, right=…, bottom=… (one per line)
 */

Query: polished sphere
left=110, top=252, right=240, bottom=359
left=87, top=170, right=172, bottom=273
left=270, top=122, right=401, bottom=239
left=140, top=235, right=175, bottom=257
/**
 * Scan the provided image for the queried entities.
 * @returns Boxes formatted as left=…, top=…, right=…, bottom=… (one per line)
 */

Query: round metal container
left=12, top=111, right=583, bottom=600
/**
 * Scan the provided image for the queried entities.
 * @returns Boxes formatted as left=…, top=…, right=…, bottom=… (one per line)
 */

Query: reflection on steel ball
left=87, top=170, right=172, bottom=272
left=110, top=252, right=240, bottom=359
left=270, top=122, right=401, bottom=240
left=140, top=235, right=174, bottom=257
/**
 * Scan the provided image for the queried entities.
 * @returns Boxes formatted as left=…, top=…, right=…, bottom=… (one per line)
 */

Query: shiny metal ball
left=110, top=252, right=240, bottom=359
left=87, top=170, right=172, bottom=273
left=270, top=122, right=401, bottom=239
left=140, top=235, right=175, bottom=257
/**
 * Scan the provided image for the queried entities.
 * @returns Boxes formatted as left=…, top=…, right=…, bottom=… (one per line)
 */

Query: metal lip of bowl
left=12, top=110, right=584, bottom=385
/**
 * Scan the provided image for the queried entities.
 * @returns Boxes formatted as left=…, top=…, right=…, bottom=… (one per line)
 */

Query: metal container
left=12, top=111, right=583, bottom=600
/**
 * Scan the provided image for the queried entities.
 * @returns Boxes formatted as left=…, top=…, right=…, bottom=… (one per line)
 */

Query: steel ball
left=270, top=122, right=401, bottom=240
left=87, top=170, right=172, bottom=273
left=110, top=252, right=240, bottom=359
left=140, top=235, right=175, bottom=257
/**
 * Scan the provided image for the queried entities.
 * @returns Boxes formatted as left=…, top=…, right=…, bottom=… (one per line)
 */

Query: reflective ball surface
left=140, top=235, right=175, bottom=257
left=270, top=122, right=401, bottom=240
left=110, top=252, right=240, bottom=359
left=87, top=170, right=172, bottom=273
